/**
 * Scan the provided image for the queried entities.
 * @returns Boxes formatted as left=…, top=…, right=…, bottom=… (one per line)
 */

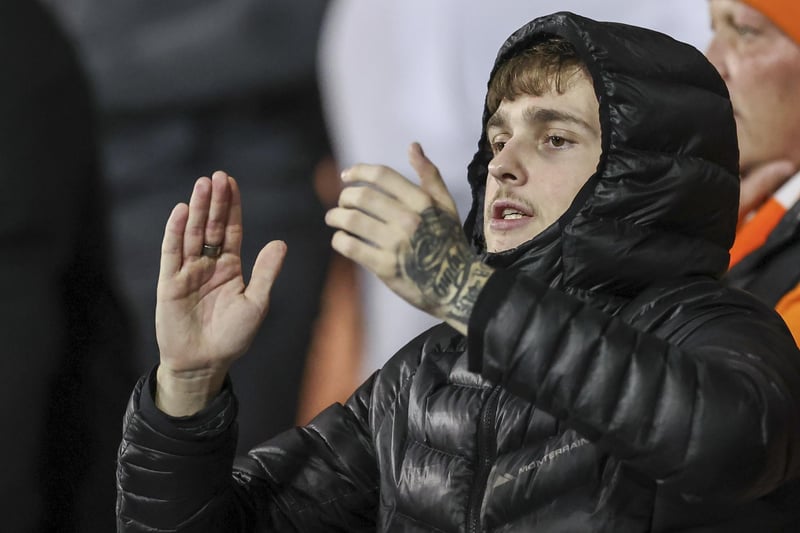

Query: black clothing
left=726, top=200, right=800, bottom=308
left=46, top=0, right=333, bottom=450
left=1, top=1, right=135, bottom=531
left=117, top=13, right=800, bottom=532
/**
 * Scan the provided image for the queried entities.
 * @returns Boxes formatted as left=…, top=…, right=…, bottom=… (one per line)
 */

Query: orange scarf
left=729, top=172, right=800, bottom=268
left=729, top=171, right=800, bottom=345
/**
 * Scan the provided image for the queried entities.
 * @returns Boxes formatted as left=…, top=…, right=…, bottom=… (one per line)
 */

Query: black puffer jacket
left=117, top=13, right=800, bottom=532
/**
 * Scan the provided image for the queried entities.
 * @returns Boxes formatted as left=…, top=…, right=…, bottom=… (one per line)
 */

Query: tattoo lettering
left=404, top=207, right=469, bottom=303
left=446, top=263, right=494, bottom=324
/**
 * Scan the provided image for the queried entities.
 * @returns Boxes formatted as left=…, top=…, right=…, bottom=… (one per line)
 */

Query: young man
left=117, top=13, right=800, bottom=531
left=707, top=0, right=800, bottom=342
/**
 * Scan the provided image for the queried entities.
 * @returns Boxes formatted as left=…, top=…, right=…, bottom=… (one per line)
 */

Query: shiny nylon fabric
left=465, top=13, right=739, bottom=297
left=116, top=12, right=800, bottom=533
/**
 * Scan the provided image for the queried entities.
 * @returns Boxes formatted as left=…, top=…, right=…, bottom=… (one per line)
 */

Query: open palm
left=155, top=171, right=286, bottom=414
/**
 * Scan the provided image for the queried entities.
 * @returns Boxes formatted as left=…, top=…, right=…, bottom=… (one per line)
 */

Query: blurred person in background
left=302, top=1, right=713, bottom=416
left=707, top=0, right=800, bottom=344
left=0, top=1, right=135, bottom=531
left=44, top=0, right=335, bottom=451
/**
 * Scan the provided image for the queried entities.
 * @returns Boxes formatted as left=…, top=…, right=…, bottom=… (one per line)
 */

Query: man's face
left=483, top=71, right=602, bottom=253
left=707, top=0, right=800, bottom=173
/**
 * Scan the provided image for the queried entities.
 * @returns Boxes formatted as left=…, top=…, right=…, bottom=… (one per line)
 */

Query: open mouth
left=498, top=208, right=525, bottom=220
left=492, top=200, right=533, bottom=220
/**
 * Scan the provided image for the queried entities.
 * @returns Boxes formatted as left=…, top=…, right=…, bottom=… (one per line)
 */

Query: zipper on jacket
left=466, top=386, right=501, bottom=533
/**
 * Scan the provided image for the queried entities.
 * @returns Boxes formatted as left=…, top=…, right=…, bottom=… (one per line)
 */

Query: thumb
left=408, top=142, right=458, bottom=215
left=244, top=240, right=287, bottom=315
left=739, top=160, right=797, bottom=222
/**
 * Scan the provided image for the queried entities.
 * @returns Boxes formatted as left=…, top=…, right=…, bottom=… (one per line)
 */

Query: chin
left=486, top=237, right=523, bottom=254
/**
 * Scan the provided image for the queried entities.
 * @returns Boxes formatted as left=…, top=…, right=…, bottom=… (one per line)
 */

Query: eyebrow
left=486, top=106, right=598, bottom=136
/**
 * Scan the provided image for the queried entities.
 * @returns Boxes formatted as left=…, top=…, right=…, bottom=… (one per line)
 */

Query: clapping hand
left=155, top=171, right=286, bottom=416
left=738, top=160, right=797, bottom=223
left=325, top=143, right=493, bottom=334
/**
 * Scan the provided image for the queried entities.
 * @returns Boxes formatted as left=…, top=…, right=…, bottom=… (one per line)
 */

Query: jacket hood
left=464, top=12, right=739, bottom=297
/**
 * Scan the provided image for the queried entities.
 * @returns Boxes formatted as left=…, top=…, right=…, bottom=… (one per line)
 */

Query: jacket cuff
left=138, top=366, right=237, bottom=443
left=468, top=268, right=518, bottom=376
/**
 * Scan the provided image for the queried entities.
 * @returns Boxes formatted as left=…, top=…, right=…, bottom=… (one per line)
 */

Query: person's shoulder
left=623, top=276, right=792, bottom=344
left=375, top=323, right=463, bottom=380
left=367, top=323, right=465, bottom=415
left=634, top=276, right=773, bottom=311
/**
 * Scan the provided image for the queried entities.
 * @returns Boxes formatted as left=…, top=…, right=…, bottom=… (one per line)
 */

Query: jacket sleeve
left=467, top=269, right=800, bottom=504
left=116, top=369, right=379, bottom=532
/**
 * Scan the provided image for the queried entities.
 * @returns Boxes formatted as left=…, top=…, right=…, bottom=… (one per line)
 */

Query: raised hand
left=155, top=171, right=287, bottom=416
left=739, top=160, right=797, bottom=223
left=325, top=143, right=493, bottom=334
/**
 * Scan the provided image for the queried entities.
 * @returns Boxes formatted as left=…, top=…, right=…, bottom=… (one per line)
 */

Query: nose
left=487, top=142, right=527, bottom=185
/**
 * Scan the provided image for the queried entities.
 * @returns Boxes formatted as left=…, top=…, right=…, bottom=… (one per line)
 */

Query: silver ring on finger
left=201, top=243, right=222, bottom=258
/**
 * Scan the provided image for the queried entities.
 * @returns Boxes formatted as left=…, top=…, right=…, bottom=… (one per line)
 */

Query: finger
left=224, top=175, right=244, bottom=257
left=342, top=164, right=431, bottom=212
left=184, top=177, right=212, bottom=258
left=244, top=240, right=288, bottom=315
left=408, top=142, right=458, bottom=215
left=337, top=184, right=418, bottom=227
left=739, top=160, right=797, bottom=221
left=160, top=203, right=189, bottom=278
left=325, top=207, right=403, bottom=249
left=331, top=230, right=396, bottom=278
left=205, top=171, right=231, bottom=249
